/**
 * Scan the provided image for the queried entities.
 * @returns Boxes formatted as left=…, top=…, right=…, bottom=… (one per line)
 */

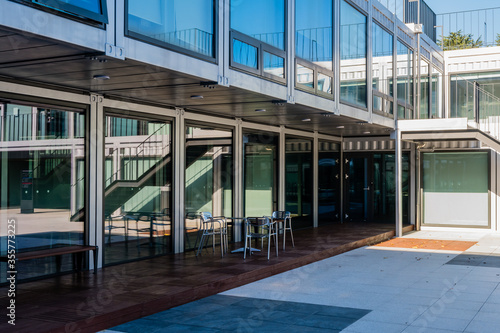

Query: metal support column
left=233, top=118, right=243, bottom=242
left=279, top=126, right=286, bottom=211
left=395, top=127, right=403, bottom=237
left=88, top=94, right=104, bottom=269
left=313, top=132, right=319, bottom=227
left=173, top=108, right=186, bottom=253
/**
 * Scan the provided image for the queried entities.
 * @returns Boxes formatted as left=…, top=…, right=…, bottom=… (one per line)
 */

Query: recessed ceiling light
left=190, top=95, right=204, bottom=99
left=302, top=118, right=311, bottom=122
left=255, top=109, right=267, bottom=112
left=356, top=121, right=367, bottom=125
left=363, top=131, right=371, bottom=134
left=93, top=74, right=110, bottom=80
left=336, top=125, right=345, bottom=129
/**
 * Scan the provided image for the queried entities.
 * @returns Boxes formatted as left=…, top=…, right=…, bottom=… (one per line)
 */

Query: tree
left=438, top=30, right=483, bottom=51
left=496, top=33, right=500, bottom=46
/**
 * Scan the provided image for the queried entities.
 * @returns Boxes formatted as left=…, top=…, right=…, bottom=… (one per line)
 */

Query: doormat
left=374, top=238, right=477, bottom=251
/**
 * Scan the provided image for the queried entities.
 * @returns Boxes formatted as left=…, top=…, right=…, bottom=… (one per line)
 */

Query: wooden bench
left=0, top=245, right=98, bottom=274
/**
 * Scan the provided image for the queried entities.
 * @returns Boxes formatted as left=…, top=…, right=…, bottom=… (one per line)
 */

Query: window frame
left=124, top=0, right=218, bottom=63
left=11, top=0, right=108, bottom=25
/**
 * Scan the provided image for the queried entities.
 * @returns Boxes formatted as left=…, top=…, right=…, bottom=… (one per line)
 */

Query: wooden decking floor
left=0, top=222, right=410, bottom=333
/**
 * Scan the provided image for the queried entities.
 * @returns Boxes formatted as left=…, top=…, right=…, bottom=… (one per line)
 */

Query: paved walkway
left=105, top=230, right=500, bottom=333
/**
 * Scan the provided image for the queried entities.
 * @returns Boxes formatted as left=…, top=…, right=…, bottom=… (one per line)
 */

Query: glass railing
left=449, top=75, right=500, bottom=141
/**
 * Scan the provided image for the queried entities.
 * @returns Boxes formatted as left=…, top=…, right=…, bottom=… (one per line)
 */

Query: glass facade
left=33, top=0, right=108, bottom=23
left=127, top=0, right=215, bottom=58
left=318, top=141, right=340, bottom=225
left=419, top=60, right=430, bottom=119
left=295, top=0, right=333, bottom=70
left=231, top=0, right=285, bottom=50
left=184, top=126, right=233, bottom=250
left=396, top=41, right=413, bottom=119
left=450, top=71, right=500, bottom=120
left=104, top=115, right=172, bottom=265
left=0, top=103, right=85, bottom=283
left=231, top=0, right=286, bottom=81
left=423, top=152, right=489, bottom=227
left=244, top=132, right=278, bottom=217
left=340, top=0, right=367, bottom=108
left=285, top=137, right=313, bottom=229
left=372, top=23, right=394, bottom=115
left=431, top=67, right=443, bottom=118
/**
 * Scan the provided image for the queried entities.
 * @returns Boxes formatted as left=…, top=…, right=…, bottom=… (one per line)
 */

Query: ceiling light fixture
left=190, top=95, right=204, bottom=99
left=363, top=131, right=371, bottom=134
left=302, top=118, right=311, bottom=122
left=336, top=125, right=345, bottom=129
left=93, top=74, right=110, bottom=80
left=255, top=108, right=267, bottom=112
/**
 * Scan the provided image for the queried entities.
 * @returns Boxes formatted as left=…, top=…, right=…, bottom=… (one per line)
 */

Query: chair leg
left=243, top=233, right=248, bottom=259
left=288, top=219, right=295, bottom=248
left=196, top=233, right=206, bottom=256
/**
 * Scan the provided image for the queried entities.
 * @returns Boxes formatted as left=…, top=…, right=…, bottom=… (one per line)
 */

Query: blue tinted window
left=35, top=0, right=107, bottom=22
left=295, top=0, right=332, bottom=70
left=263, top=52, right=284, bottom=78
left=340, top=0, right=367, bottom=108
left=233, top=39, right=258, bottom=69
left=128, top=0, right=214, bottom=57
left=231, top=0, right=285, bottom=50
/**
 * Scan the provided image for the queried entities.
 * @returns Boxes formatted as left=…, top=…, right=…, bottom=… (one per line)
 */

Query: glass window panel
left=397, top=104, right=406, bottom=119
left=423, top=152, right=488, bottom=226
left=50, top=0, right=100, bottom=13
left=431, top=67, right=442, bottom=118
left=231, top=0, right=285, bottom=50
left=285, top=137, right=313, bottom=229
left=318, top=73, right=333, bottom=94
left=420, top=60, right=430, bottom=119
left=318, top=141, right=340, bottom=225
left=233, top=39, right=258, bottom=69
left=373, top=95, right=383, bottom=112
left=263, top=52, right=284, bottom=78
left=296, top=64, right=314, bottom=88
left=185, top=126, right=233, bottom=250
left=36, top=109, right=70, bottom=140
left=340, top=0, right=367, bottom=108
left=397, top=41, right=413, bottom=110
left=0, top=103, right=85, bottom=282
left=244, top=132, right=278, bottom=217
left=372, top=23, right=393, bottom=98
left=104, top=116, right=172, bottom=265
left=295, top=0, right=333, bottom=70
left=128, top=0, right=214, bottom=57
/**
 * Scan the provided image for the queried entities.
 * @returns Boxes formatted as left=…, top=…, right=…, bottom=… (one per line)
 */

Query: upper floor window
left=20, top=0, right=108, bottom=23
left=231, top=0, right=285, bottom=50
left=230, top=0, right=286, bottom=82
left=340, top=0, right=367, bottom=109
left=396, top=41, right=414, bottom=119
left=295, top=0, right=333, bottom=97
left=372, top=23, right=394, bottom=116
left=127, top=0, right=215, bottom=59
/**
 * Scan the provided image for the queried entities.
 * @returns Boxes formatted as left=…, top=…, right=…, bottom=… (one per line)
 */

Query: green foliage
left=438, top=30, right=483, bottom=51
left=496, top=33, right=500, bottom=46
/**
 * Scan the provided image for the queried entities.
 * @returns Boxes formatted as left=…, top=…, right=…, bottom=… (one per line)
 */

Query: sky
left=425, top=0, right=498, bottom=14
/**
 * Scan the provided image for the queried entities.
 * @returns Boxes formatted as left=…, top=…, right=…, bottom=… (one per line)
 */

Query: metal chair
left=196, top=212, right=227, bottom=257
left=244, top=216, right=278, bottom=260
left=272, top=211, right=294, bottom=250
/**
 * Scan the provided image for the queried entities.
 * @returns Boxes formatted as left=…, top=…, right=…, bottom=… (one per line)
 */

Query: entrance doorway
left=343, top=153, right=409, bottom=223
